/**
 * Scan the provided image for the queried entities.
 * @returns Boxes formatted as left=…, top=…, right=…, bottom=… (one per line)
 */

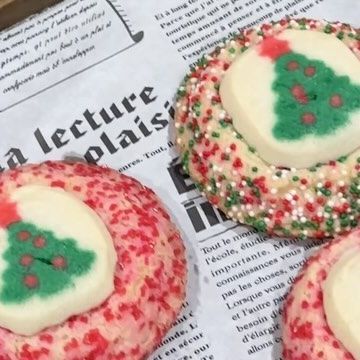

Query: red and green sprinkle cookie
left=175, top=18, right=360, bottom=239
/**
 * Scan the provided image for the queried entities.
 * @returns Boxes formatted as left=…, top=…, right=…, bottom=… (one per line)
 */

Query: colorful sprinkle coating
left=174, top=18, right=360, bottom=239
left=0, top=161, right=186, bottom=359
left=282, top=229, right=360, bottom=360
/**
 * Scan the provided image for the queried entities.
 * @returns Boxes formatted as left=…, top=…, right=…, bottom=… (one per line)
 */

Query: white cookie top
left=324, top=247, right=360, bottom=359
left=220, top=29, right=360, bottom=168
left=0, top=185, right=116, bottom=336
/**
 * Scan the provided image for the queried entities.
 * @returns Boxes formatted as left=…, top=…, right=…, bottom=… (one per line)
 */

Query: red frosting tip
left=0, top=200, right=21, bottom=228
left=258, top=36, right=291, bottom=60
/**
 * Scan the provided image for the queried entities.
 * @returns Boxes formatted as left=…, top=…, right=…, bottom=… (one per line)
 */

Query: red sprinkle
left=301, top=112, right=316, bottom=125
left=50, top=180, right=65, bottom=188
left=233, top=158, right=243, bottom=168
left=330, top=94, right=343, bottom=108
left=24, top=274, right=39, bottom=289
left=20, top=254, right=34, bottom=267
left=18, top=231, right=31, bottom=241
left=292, top=85, right=308, bottom=105
left=301, top=300, right=309, bottom=309
left=287, top=61, right=299, bottom=71
left=33, top=236, right=46, bottom=248
left=304, top=66, right=316, bottom=77
left=290, top=319, right=313, bottom=340
left=52, top=256, right=67, bottom=270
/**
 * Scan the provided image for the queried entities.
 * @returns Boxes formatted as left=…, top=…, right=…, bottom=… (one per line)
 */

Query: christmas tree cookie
left=175, top=19, right=360, bottom=239
left=220, top=29, right=360, bottom=168
left=0, top=184, right=116, bottom=336
left=0, top=161, right=186, bottom=359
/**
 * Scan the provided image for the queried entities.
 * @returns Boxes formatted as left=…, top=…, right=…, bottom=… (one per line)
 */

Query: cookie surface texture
left=0, top=161, right=186, bottom=360
left=282, top=229, right=360, bottom=360
left=175, top=19, right=360, bottom=239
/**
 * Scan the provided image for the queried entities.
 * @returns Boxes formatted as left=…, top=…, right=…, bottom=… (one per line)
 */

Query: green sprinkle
left=292, top=176, right=299, bottom=182
left=298, top=19, right=306, bottom=26
left=219, top=120, right=229, bottom=128
left=248, top=146, right=256, bottom=153
left=210, top=178, right=217, bottom=195
left=283, top=228, right=292, bottom=237
left=230, top=191, right=239, bottom=204
left=253, top=187, right=260, bottom=198
left=254, top=220, right=266, bottom=232
left=252, top=167, right=258, bottom=173
left=229, top=47, right=236, bottom=54
left=350, top=182, right=360, bottom=195
left=195, top=182, right=204, bottom=192
left=192, top=102, right=201, bottom=117
left=177, top=89, right=186, bottom=98
left=320, top=188, right=331, bottom=197
left=350, top=200, right=357, bottom=209
left=182, top=151, right=189, bottom=173
left=337, top=155, right=348, bottom=163
left=212, top=132, right=220, bottom=138
left=337, top=31, right=345, bottom=40
left=197, top=55, right=208, bottom=68
left=324, top=24, right=332, bottom=34
left=351, top=219, right=358, bottom=228
left=246, top=178, right=253, bottom=187
left=188, top=139, right=194, bottom=148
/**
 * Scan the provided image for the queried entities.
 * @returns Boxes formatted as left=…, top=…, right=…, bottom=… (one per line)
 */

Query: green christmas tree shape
left=0, top=221, right=95, bottom=304
left=271, top=52, right=360, bottom=141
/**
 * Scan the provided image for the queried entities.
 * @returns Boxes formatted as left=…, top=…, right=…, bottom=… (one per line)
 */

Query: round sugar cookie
left=0, top=161, right=186, bottom=359
left=282, top=229, right=360, bottom=360
left=175, top=18, right=360, bottom=239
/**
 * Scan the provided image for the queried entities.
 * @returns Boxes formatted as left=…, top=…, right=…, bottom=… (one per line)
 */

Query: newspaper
left=0, top=0, right=358, bottom=359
